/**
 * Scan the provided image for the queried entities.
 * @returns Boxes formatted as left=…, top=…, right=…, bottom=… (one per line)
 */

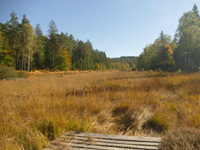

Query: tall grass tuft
left=38, top=120, right=60, bottom=140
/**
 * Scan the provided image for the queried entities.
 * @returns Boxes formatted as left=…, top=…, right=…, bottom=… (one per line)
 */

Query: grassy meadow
left=0, top=71, right=200, bottom=150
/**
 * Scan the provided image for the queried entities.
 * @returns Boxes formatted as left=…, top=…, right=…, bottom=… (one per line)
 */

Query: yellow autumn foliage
left=165, top=44, right=173, bottom=55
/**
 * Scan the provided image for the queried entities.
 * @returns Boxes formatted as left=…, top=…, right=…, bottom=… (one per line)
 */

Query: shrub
left=177, top=68, right=182, bottom=73
left=0, top=64, right=29, bottom=79
left=0, top=64, right=17, bottom=79
left=161, top=127, right=200, bottom=150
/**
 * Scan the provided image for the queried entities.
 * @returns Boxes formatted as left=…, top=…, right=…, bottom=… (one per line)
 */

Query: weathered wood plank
left=64, top=135, right=160, bottom=146
left=68, top=143, right=146, bottom=150
left=44, top=132, right=162, bottom=150
left=66, top=132, right=162, bottom=143
left=61, top=140, right=160, bottom=150
left=63, top=148, right=100, bottom=150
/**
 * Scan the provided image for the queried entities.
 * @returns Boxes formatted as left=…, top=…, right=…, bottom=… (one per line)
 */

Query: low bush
left=161, top=127, right=200, bottom=150
left=0, top=64, right=17, bottom=79
left=0, top=64, right=29, bottom=79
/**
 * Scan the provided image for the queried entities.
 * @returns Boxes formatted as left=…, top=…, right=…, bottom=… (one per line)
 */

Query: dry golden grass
left=161, top=127, right=200, bottom=150
left=0, top=71, right=200, bottom=149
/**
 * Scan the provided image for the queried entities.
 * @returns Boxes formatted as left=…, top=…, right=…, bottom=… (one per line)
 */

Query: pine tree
left=192, top=4, right=200, bottom=18
left=34, top=24, right=45, bottom=69
left=6, top=11, right=20, bottom=68
left=48, top=20, right=58, bottom=71
left=85, top=40, right=94, bottom=70
left=22, top=14, right=30, bottom=24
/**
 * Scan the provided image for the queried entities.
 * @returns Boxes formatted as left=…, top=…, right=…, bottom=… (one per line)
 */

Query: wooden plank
left=63, top=148, right=100, bottom=150
left=64, top=135, right=160, bottom=146
left=65, top=132, right=162, bottom=143
left=66, top=132, right=162, bottom=142
left=68, top=143, right=145, bottom=150
left=44, top=132, right=162, bottom=150
left=61, top=139, right=160, bottom=150
left=64, top=148, right=100, bottom=150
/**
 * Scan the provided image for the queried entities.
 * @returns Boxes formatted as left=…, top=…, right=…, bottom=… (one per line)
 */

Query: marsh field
left=0, top=71, right=200, bottom=150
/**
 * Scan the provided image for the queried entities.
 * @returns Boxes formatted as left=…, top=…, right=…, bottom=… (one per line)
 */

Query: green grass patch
left=38, top=120, right=60, bottom=141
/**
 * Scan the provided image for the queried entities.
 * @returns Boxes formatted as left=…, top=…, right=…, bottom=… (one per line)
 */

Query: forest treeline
left=0, top=13, right=113, bottom=71
left=138, top=4, right=200, bottom=72
left=1, top=4, right=200, bottom=72
left=110, top=56, right=137, bottom=71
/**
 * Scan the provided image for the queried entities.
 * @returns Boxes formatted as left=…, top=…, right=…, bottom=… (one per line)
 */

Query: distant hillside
left=110, top=56, right=138, bottom=64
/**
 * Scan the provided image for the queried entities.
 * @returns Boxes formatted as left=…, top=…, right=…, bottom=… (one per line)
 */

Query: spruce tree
left=48, top=20, right=58, bottom=71
left=34, top=24, right=45, bottom=69
left=192, top=4, right=200, bottom=18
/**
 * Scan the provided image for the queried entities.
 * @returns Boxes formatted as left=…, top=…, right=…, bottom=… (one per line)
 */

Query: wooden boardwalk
left=43, top=132, right=162, bottom=150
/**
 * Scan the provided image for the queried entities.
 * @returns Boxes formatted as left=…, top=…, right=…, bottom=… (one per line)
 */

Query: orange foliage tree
left=159, top=44, right=175, bottom=71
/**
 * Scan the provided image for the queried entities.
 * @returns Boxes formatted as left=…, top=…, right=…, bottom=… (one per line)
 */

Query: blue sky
left=0, top=0, right=200, bottom=58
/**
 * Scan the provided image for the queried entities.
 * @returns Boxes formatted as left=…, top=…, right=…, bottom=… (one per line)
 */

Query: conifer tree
left=5, top=11, right=20, bottom=68
left=192, top=4, right=200, bottom=18
left=34, top=24, right=45, bottom=69
left=48, top=20, right=58, bottom=71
